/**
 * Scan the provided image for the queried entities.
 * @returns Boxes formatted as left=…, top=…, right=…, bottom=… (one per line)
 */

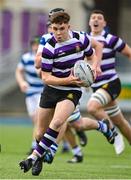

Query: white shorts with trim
left=67, top=105, right=81, bottom=122
left=25, top=93, right=41, bottom=116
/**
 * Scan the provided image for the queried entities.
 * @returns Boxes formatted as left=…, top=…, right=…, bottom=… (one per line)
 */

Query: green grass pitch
left=0, top=122, right=131, bottom=179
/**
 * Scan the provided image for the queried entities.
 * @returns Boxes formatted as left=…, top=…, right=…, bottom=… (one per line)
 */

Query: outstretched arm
left=121, top=44, right=131, bottom=60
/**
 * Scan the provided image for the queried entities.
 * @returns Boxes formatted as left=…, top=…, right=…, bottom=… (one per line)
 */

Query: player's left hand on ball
left=75, top=80, right=88, bottom=87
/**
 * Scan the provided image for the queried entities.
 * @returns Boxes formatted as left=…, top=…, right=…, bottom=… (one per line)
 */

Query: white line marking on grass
left=111, top=165, right=131, bottom=169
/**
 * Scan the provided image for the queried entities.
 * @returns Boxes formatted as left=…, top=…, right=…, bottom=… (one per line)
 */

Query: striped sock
left=50, top=142, right=58, bottom=156
left=32, top=140, right=37, bottom=149
left=97, top=121, right=108, bottom=133
left=72, top=145, right=82, bottom=156
left=34, top=128, right=59, bottom=157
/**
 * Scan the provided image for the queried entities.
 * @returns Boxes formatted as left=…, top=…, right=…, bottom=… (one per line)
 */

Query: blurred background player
left=87, top=9, right=131, bottom=155
left=15, top=36, right=43, bottom=154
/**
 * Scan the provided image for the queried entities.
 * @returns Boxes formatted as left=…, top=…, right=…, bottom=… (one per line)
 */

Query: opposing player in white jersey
left=87, top=9, right=131, bottom=155
left=16, top=36, right=44, bottom=154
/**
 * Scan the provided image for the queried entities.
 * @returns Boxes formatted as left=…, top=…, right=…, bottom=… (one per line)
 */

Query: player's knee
left=71, top=121, right=83, bottom=131
left=87, top=97, right=104, bottom=115
left=87, top=102, right=97, bottom=115
left=51, top=119, right=64, bottom=130
left=76, top=125, right=83, bottom=131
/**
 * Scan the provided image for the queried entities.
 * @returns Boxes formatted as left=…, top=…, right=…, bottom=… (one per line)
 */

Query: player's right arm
left=120, top=44, right=131, bottom=60
left=35, top=37, right=44, bottom=69
left=15, top=67, right=29, bottom=93
left=15, top=59, right=29, bottom=93
left=91, top=37, right=103, bottom=63
left=83, top=34, right=101, bottom=78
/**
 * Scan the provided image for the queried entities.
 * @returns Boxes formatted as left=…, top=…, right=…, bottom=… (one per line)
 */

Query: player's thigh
left=88, top=88, right=111, bottom=109
left=88, top=78, right=121, bottom=109
left=51, top=100, right=75, bottom=129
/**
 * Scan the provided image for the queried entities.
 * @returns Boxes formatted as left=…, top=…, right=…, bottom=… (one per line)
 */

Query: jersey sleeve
left=37, top=34, right=53, bottom=53
left=37, top=36, right=46, bottom=53
left=41, top=42, right=54, bottom=72
left=109, top=35, right=126, bottom=52
left=17, top=56, right=25, bottom=69
left=82, top=34, right=94, bottom=57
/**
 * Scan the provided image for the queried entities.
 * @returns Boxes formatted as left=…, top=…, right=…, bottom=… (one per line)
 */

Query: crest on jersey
left=75, top=44, right=81, bottom=53
left=67, top=93, right=73, bottom=100
left=102, top=83, right=108, bottom=89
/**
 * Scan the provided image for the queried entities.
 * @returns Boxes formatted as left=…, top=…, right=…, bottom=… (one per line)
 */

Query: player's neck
left=58, top=33, right=71, bottom=43
left=91, top=31, right=102, bottom=36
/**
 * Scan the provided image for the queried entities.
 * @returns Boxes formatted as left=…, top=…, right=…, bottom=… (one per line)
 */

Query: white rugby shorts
left=25, top=93, right=41, bottom=116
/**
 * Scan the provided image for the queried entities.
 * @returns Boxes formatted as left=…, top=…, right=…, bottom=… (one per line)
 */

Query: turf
left=0, top=122, right=131, bottom=179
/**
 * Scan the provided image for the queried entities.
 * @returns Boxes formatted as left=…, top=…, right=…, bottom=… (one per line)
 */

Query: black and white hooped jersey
left=41, top=31, right=94, bottom=91
left=90, top=30, right=126, bottom=89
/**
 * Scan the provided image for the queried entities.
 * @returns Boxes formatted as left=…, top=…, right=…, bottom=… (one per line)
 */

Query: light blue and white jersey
left=41, top=30, right=94, bottom=91
left=90, top=30, right=126, bottom=89
left=18, top=52, right=43, bottom=96
left=37, top=33, right=53, bottom=53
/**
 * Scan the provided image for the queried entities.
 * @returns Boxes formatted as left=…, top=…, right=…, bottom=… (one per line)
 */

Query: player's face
left=52, top=23, right=70, bottom=42
left=31, top=43, right=39, bottom=53
left=89, top=13, right=106, bottom=35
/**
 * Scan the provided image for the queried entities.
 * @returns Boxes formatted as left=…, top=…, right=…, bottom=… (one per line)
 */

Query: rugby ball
left=74, top=60, right=94, bottom=87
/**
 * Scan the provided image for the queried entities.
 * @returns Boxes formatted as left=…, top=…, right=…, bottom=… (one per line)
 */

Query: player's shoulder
left=75, top=30, right=89, bottom=36
left=41, top=33, right=52, bottom=39
left=72, top=30, right=86, bottom=39
left=72, top=30, right=90, bottom=44
left=22, top=52, right=32, bottom=61
left=45, top=35, right=57, bottom=48
left=104, top=31, right=119, bottom=40
left=22, top=52, right=30, bottom=58
left=105, top=32, right=121, bottom=45
left=40, top=33, right=53, bottom=45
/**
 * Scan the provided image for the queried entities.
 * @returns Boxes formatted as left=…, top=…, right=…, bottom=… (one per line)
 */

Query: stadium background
left=0, top=0, right=131, bottom=115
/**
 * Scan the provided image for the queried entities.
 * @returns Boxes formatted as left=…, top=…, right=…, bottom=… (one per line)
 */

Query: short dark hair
left=49, top=8, right=65, bottom=17
left=50, top=12, right=70, bottom=24
left=90, top=9, right=106, bottom=20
